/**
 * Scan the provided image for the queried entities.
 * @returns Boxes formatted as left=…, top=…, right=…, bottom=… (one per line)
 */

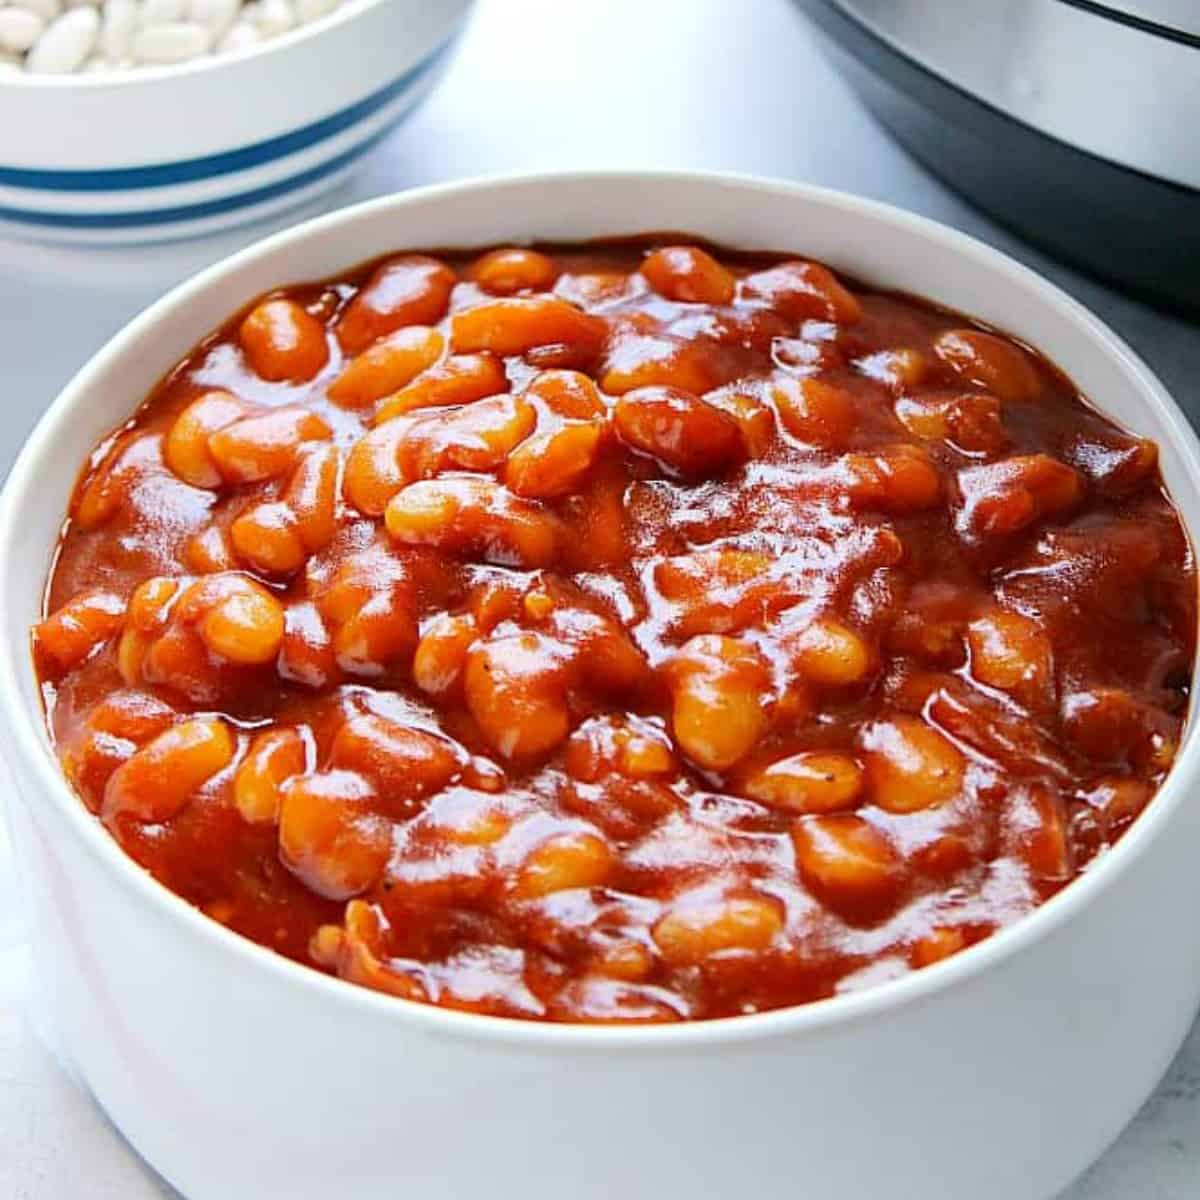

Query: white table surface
left=2, top=1, right=1200, bottom=1195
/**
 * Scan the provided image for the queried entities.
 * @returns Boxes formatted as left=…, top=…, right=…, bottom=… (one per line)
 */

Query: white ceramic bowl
left=1, top=171, right=1198, bottom=1200
left=0, top=0, right=473, bottom=244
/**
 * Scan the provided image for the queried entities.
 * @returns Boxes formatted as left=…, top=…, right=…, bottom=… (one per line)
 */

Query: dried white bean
left=10, top=0, right=59, bottom=20
left=131, top=17, right=207, bottom=60
left=98, top=0, right=132, bottom=57
left=215, top=16, right=254, bottom=50
left=189, top=0, right=235, bottom=36
left=0, top=7, right=45, bottom=51
left=25, top=4, right=97, bottom=71
left=294, top=0, right=335, bottom=22
left=252, top=0, right=291, bottom=37
left=137, top=0, right=182, bottom=24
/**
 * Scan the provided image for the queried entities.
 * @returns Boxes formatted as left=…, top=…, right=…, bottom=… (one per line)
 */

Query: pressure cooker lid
left=802, top=0, right=1200, bottom=311
left=830, top=0, right=1200, bottom=193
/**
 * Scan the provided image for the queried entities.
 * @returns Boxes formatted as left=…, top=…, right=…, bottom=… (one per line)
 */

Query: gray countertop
left=1, top=0, right=1198, bottom=1195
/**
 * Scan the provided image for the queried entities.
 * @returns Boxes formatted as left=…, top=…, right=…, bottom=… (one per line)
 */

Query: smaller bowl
left=0, top=0, right=473, bottom=245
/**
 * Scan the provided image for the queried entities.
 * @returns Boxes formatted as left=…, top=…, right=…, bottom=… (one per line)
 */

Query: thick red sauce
left=34, top=239, right=1195, bottom=1022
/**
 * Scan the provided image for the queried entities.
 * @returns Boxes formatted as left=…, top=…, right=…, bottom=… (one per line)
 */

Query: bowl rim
left=3, top=167, right=1198, bottom=1049
left=0, top=0, right=389, bottom=92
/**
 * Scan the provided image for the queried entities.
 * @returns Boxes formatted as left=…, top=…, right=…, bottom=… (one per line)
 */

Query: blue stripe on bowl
left=0, top=94, right=419, bottom=229
left=0, top=33, right=455, bottom=193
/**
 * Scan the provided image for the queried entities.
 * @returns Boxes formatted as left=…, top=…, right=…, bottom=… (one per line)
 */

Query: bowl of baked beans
left=2, top=170, right=1198, bottom=1200
left=0, top=0, right=472, bottom=243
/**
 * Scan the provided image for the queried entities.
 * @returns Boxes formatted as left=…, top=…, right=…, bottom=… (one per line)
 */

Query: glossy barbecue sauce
left=34, top=240, right=1196, bottom=1022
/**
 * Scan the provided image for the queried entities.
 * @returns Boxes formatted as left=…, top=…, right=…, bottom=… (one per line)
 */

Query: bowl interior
left=11, top=170, right=1200, bottom=526
left=4, top=170, right=1199, bottom=1035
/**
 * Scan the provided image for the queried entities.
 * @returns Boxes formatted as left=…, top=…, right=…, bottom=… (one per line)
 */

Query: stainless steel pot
left=793, top=0, right=1200, bottom=313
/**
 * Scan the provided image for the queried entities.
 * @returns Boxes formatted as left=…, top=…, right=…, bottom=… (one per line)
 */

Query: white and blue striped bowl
left=0, top=0, right=473, bottom=244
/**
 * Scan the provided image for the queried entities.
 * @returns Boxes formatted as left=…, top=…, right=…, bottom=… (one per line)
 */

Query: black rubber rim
left=1056, top=0, right=1200, bottom=51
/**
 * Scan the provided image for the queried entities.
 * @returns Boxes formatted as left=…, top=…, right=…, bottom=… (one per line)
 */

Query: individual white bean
left=137, top=0, right=183, bottom=25
left=25, top=4, right=97, bottom=71
left=86, top=49, right=129, bottom=67
left=215, top=16, right=256, bottom=50
left=252, top=0, right=291, bottom=36
left=98, top=0, right=134, bottom=59
left=294, top=0, right=335, bottom=23
left=0, top=46, right=22, bottom=69
left=130, top=17, right=208, bottom=61
left=10, top=0, right=59, bottom=20
left=187, top=0, right=235, bottom=36
left=0, top=6, right=45, bottom=51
